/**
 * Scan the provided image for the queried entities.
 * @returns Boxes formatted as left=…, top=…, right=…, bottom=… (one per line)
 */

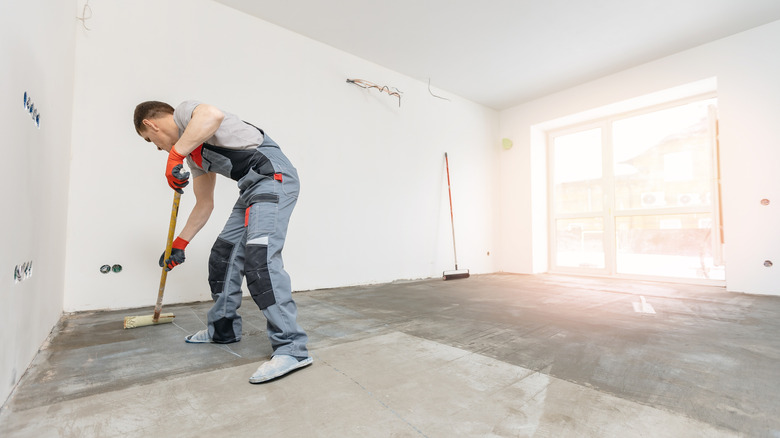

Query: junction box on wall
left=14, top=261, right=33, bottom=284
left=23, top=91, right=41, bottom=128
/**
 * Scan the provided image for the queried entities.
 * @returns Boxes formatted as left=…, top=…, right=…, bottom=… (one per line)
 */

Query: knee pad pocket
left=208, top=238, right=234, bottom=296
left=246, top=242, right=275, bottom=309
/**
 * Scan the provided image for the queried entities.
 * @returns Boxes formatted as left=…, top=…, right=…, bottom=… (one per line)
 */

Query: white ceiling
left=212, top=0, right=780, bottom=110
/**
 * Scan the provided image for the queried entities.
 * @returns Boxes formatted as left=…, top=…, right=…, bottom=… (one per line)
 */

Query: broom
left=443, top=153, right=469, bottom=280
left=123, top=191, right=180, bottom=328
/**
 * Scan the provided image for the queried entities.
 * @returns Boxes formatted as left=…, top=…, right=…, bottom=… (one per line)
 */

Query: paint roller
left=443, top=152, right=470, bottom=281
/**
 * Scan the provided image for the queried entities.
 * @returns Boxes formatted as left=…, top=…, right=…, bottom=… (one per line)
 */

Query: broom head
left=123, top=313, right=175, bottom=329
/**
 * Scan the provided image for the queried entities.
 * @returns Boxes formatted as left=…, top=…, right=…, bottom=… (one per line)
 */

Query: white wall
left=64, top=0, right=499, bottom=311
left=0, top=0, right=76, bottom=405
left=499, top=20, right=780, bottom=295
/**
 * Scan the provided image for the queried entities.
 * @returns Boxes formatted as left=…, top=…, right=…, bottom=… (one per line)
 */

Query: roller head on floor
left=123, top=313, right=175, bottom=329
left=443, top=269, right=470, bottom=280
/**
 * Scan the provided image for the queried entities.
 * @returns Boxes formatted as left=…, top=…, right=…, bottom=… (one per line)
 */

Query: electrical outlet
left=100, top=264, right=123, bottom=274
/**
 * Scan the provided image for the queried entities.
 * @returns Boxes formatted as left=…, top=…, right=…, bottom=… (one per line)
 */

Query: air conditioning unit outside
left=677, top=193, right=702, bottom=205
left=641, top=192, right=666, bottom=208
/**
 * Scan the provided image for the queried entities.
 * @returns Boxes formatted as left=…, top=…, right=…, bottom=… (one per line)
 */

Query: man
left=133, top=100, right=311, bottom=383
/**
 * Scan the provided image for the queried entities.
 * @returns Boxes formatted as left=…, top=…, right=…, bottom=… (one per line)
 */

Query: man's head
left=134, top=101, right=178, bottom=152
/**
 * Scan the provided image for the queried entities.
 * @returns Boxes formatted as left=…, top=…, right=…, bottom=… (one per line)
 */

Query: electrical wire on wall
left=428, top=78, right=450, bottom=102
left=77, top=0, right=93, bottom=31
left=346, top=78, right=402, bottom=107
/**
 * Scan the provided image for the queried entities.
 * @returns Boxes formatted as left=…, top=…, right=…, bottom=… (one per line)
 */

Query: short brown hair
left=134, top=101, right=174, bottom=134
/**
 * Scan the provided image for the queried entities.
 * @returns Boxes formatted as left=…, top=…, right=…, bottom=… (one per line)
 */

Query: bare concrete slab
left=1, top=274, right=779, bottom=437
left=0, top=331, right=738, bottom=437
left=315, top=332, right=738, bottom=437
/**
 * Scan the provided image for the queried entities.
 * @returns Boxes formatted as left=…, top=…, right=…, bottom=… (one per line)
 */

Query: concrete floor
left=1, top=274, right=779, bottom=437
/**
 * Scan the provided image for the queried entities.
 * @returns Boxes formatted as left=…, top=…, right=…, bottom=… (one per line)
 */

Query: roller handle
left=445, top=153, right=459, bottom=270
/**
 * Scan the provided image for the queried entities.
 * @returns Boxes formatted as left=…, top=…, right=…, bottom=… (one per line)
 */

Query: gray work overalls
left=188, top=126, right=308, bottom=359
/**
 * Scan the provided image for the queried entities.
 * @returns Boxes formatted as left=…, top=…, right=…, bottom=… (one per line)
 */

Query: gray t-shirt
left=174, top=100, right=264, bottom=178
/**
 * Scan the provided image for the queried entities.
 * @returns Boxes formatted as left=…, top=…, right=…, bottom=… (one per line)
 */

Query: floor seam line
left=310, top=351, right=430, bottom=438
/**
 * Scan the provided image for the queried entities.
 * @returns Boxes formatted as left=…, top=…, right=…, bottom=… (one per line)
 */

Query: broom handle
left=153, top=191, right=182, bottom=322
left=445, top=153, right=459, bottom=270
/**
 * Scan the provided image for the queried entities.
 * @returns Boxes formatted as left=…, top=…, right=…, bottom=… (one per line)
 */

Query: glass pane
left=612, top=100, right=716, bottom=210
left=616, top=213, right=724, bottom=280
left=553, top=128, right=602, bottom=214
left=556, top=217, right=605, bottom=269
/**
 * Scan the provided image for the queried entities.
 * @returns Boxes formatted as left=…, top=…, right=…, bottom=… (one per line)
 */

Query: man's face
left=139, top=116, right=178, bottom=152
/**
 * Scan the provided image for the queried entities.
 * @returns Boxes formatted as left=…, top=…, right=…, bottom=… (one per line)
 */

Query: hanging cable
left=346, top=78, right=402, bottom=107
left=428, top=78, right=450, bottom=102
left=76, top=0, right=93, bottom=31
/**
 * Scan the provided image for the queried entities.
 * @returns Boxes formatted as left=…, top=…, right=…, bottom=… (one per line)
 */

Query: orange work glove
left=159, top=237, right=189, bottom=271
left=166, top=147, right=190, bottom=193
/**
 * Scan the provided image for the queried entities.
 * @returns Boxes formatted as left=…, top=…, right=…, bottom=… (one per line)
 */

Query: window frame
left=547, top=92, right=724, bottom=285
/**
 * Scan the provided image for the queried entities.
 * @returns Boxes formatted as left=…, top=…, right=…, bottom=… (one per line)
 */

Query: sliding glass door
left=549, top=96, right=724, bottom=281
left=551, top=127, right=607, bottom=271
